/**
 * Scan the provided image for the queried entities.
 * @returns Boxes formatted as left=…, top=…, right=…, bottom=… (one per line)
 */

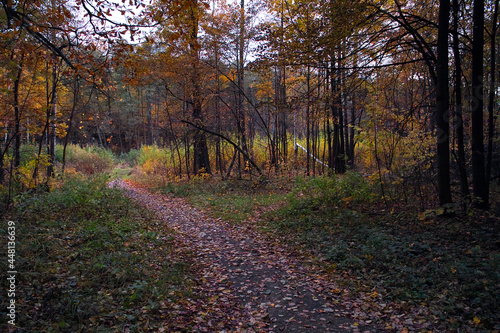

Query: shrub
left=131, top=145, right=177, bottom=186
left=122, top=149, right=140, bottom=167
left=288, top=171, right=376, bottom=213
left=19, top=145, right=39, bottom=166
left=62, top=144, right=115, bottom=175
left=138, top=145, right=169, bottom=170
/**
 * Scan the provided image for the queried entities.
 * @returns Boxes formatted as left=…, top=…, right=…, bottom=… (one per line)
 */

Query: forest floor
left=110, top=178, right=434, bottom=332
left=3, top=168, right=497, bottom=332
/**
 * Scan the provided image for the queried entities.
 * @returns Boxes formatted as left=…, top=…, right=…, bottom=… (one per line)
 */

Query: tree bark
left=436, top=0, right=452, bottom=205
left=47, top=62, right=57, bottom=178
left=471, top=0, right=488, bottom=208
left=237, top=0, right=248, bottom=164
left=452, top=0, right=470, bottom=198
left=13, top=54, right=23, bottom=168
left=306, top=65, right=311, bottom=176
left=188, top=0, right=211, bottom=175
left=331, top=57, right=346, bottom=174
left=486, top=0, right=499, bottom=201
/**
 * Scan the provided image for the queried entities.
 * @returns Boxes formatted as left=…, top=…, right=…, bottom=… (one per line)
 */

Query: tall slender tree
left=452, top=0, right=469, bottom=199
left=188, top=0, right=211, bottom=175
left=471, top=0, right=487, bottom=208
left=436, top=0, right=452, bottom=205
left=486, top=0, right=499, bottom=203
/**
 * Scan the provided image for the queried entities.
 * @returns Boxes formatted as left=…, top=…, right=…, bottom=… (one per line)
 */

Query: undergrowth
left=158, top=177, right=290, bottom=224
left=58, top=144, right=115, bottom=175
left=0, top=144, right=115, bottom=209
left=0, top=175, right=196, bottom=332
left=264, top=172, right=500, bottom=331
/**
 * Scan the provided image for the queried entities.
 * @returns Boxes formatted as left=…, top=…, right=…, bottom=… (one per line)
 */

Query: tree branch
left=181, top=120, right=263, bottom=175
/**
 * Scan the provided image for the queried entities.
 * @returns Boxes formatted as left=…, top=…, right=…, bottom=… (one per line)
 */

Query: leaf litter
left=110, top=179, right=420, bottom=332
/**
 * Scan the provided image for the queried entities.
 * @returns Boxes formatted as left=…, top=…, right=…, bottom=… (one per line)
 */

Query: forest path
left=110, top=179, right=377, bottom=332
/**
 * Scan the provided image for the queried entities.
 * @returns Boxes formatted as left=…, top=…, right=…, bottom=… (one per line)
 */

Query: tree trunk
left=189, top=0, right=211, bottom=175
left=349, top=93, right=356, bottom=167
left=62, top=77, right=80, bottom=174
left=48, top=62, right=57, bottom=178
left=237, top=0, right=248, bottom=167
left=331, top=57, right=346, bottom=174
left=452, top=0, right=470, bottom=199
left=13, top=55, right=23, bottom=168
left=471, top=0, right=487, bottom=208
left=306, top=65, right=311, bottom=176
left=436, top=0, right=452, bottom=205
left=486, top=0, right=499, bottom=200
left=215, top=28, right=223, bottom=176
left=48, top=0, right=58, bottom=178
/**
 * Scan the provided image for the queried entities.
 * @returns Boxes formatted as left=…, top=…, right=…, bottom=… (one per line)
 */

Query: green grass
left=192, top=191, right=282, bottom=224
left=0, top=175, right=196, bottom=332
left=158, top=178, right=289, bottom=224
left=110, top=166, right=134, bottom=180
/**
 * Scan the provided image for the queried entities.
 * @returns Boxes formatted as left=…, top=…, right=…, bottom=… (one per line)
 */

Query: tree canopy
left=1, top=0, right=499, bottom=209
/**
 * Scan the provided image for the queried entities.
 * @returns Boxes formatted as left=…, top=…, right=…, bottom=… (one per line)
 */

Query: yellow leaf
left=473, top=316, right=481, bottom=325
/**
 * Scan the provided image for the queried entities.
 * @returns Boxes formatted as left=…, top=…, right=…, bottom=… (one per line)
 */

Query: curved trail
left=111, top=180, right=377, bottom=332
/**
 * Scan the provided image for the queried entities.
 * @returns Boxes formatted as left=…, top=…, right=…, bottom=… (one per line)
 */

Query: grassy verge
left=157, top=177, right=290, bottom=224
left=264, top=173, right=500, bottom=331
left=110, top=165, right=135, bottom=180
left=1, top=175, right=196, bottom=332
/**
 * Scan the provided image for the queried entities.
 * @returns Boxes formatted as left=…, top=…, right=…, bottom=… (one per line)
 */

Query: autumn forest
left=1, top=0, right=500, bottom=331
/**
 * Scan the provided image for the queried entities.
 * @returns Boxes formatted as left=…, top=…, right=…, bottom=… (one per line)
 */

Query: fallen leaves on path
left=110, top=180, right=428, bottom=332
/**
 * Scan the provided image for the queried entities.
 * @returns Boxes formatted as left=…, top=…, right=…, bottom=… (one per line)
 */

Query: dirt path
left=110, top=179, right=379, bottom=332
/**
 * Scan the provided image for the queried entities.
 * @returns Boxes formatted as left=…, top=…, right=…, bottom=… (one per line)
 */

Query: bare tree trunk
left=189, top=0, right=211, bottom=175
left=48, top=0, right=58, bottom=178
left=62, top=77, right=80, bottom=174
left=486, top=0, right=499, bottom=199
left=471, top=0, right=487, bottom=208
left=331, top=57, right=345, bottom=174
left=215, top=33, right=223, bottom=176
left=237, top=0, right=248, bottom=168
left=47, top=62, right=57, bottom=178
left=436, top=0, right=452, bottom=205
left=349, top=93, right=356, bottom=167
left=306, top=65, right=311, bottom=176
left=13, top=53, right=23, bottom=168
left=452, top=0, right=470, bottom=199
